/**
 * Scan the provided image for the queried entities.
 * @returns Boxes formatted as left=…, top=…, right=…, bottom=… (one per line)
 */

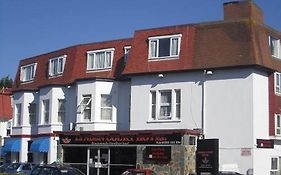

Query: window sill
left=148, top=56, right=179, bottom=61
left=20, top=80, right=34, bottom=84
left=38, top=123, right=63, bottom=127
left=48, top=74, right=63, bottom=79
left=147, top=119, right=181, bottom=123
left=272, top=55, right=281, bottom=59
left=86, top=68, right=112, bottom=73
left=76, top=121, right=116, bottom=124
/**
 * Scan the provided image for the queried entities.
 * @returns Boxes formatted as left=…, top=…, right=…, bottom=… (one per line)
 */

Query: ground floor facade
left=56, top=129, right=199, bottom=175
left=1, top=135, right=58, bottom=164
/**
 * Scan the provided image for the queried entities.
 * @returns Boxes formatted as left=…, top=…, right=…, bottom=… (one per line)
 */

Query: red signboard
left=144, top=146, right=171, bottom=162
left=257, top=139, right=274, bottom=148
left=59, top=133, right=182, bottom=145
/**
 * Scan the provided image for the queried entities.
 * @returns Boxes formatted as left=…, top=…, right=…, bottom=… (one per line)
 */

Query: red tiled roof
left=13, top=39, right=132, bottom=92
left=0, top=88, right=12, bottom=120
left=123, top=19, right=281, bottom=75
left=12, top=1, right=281, bottom=91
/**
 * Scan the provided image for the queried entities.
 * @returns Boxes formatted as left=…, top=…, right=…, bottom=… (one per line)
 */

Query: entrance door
left=88, top=148, right=109, bottom=175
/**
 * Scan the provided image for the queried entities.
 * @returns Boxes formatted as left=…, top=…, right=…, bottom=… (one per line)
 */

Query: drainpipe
left=201, top=70, right=213, bottom=139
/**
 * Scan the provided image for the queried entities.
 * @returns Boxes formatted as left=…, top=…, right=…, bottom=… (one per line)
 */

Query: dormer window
left=124, top=46, right=131, bottom=64
left=87, top=48, right=114, bottom=71
left=269, top=36, right=280, bottom=58
left=49, top=55, right=66, bottom=77
left=148, top=34, right=181, bottom=60
left=275, top=114, right=281, bottom=136
left=274, top=72, right=281, bottom=95
left=20, top=63, right=37, bottom=82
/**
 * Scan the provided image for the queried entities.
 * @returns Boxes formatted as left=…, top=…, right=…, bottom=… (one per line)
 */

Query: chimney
left=223, top=0, right=264, bottom=23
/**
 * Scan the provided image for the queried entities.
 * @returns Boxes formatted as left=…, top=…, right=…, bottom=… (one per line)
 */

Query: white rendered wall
left=130, top=68, right=273, bottom=174
left=130, top=72, right=202, bottom=130
left=12, top=92, right=38, bottom=135
left=201, top=68, right=271, bottom=174
left=76, top=80, right=130, bottom=131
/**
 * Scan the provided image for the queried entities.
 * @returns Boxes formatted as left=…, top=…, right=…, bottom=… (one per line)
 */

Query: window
left=58, top=99, right=66, bottom=123
left=150, top=89, right=181, bottom=121
left=124, top=46, right=131, bottom=63
left=276, top=114, right=281, bottom=136
left=29, top=103, right=36, bottom=125
left=15, top=104, right=21, bottom=126
left=49, top=55, right=66, bottom=77
left=269, top=36, right=280, bottom=58
left=271, top=157, right=279, bottom=175
left=101, top=95, right=112, bottom=120
left=175, top=89, right=181, bottom=120
left=148, top=34, right=181, bottom=59
left=43, top=100, right=50, bottom=124
left=151, top=91, right=156, bottom=120
left=20, top=63, right=37, bottom=82
left=275, top=72, right=281, bottom=95
left=87, top=48, right=114, bottom=71
left=160, top=90, right=172, bottom=120
left=79, top=95, right=92, bottom=121
left=6, top=121, right=11, bottom=136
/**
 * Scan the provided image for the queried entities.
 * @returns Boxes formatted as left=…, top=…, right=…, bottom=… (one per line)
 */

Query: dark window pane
left=159, top=38, right=170, bottom=57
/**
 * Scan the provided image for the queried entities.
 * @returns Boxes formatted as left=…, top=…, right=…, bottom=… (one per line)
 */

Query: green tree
left=0, top=76, right=13, bottom=88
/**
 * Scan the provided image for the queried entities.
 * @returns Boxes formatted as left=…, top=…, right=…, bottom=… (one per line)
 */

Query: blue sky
left=0, top=0, right=281, bottom=79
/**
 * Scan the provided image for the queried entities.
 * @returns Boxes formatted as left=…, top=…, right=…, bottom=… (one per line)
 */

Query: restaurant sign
left=59, top=133, right=182, bottom=145
left=144, top=146, right=171, bottom=162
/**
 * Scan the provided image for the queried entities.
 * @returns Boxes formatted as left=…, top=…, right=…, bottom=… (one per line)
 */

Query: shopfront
left=56, top=129, right=199, bottom=175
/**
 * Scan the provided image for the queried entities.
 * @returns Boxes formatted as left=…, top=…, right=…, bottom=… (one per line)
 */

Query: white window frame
left=20, top=63, right=37, bottom=82
left=175, top=89, right=181, bottom=120
left=148, top=34, right=182, bottom=60
left=49, top=55, right=67, bottom=77
left=42, top=100, right=50, bottom=124
left=271, top=157, right=279, bottom=174
left=149, top=89, right=181, bottom=122
left=78, top=95, right=92, bottom=121
left=100, top=94, right=112, bottom=121
left=274, top=72, right=281, bottom=95
left=124, top=46, right=131, bottom=64
left=276, top=114, right=281, bottom=136
left=269, top=36, right=280, bottom=59
left=15, top=104, right=22, bottom=126
left=29, top=103, right=36, bottom=125
left=58, top=99, right=66, bottom=123
left=87, top=48, right=115, bottom=71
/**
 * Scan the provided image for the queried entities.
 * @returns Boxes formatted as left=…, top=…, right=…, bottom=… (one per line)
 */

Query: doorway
left=88, top=148, right=109, bottom=175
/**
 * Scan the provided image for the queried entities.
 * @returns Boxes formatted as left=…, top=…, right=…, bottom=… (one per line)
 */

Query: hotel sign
left=59, top=133, right=182, bottom=145
left=257, top=139, right=274, bottom=148
left=144, top=146, right=171, bottom=162
left=196, top=139, right=219, bottom=175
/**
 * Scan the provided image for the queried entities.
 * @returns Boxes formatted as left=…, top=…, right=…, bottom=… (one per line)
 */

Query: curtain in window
left=82, top=95, right=91, bottom=120
left=175, top=90, right=181, bottom=119
left=151, top=91, right=156, bottom=120
left=171, top=38, right=179, bottom=56
left=43, top=100, right=49, bottom=124
left=101, top=95, right=112, bottom=120
left=95, top=52, right=105, bottom=69
left=16, top=104, right=21, bottom=126
left=276, top=73, right=281, bottom=93
left=105, top=52, right=112, bottom=68
left=150, top=40, right=157, bottom=57
left=160, top=91, right=171, bottom=118
left=58, top=58, right=64, bottom=73
left=29, top=104, right=36, bottom=125
left=58, top=100, right=65, bottom=122
left=88, top=54, right=95, bottom=69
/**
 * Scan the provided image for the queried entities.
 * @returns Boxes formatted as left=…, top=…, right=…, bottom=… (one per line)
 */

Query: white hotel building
left=4, top=1, right=281, bottom=175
